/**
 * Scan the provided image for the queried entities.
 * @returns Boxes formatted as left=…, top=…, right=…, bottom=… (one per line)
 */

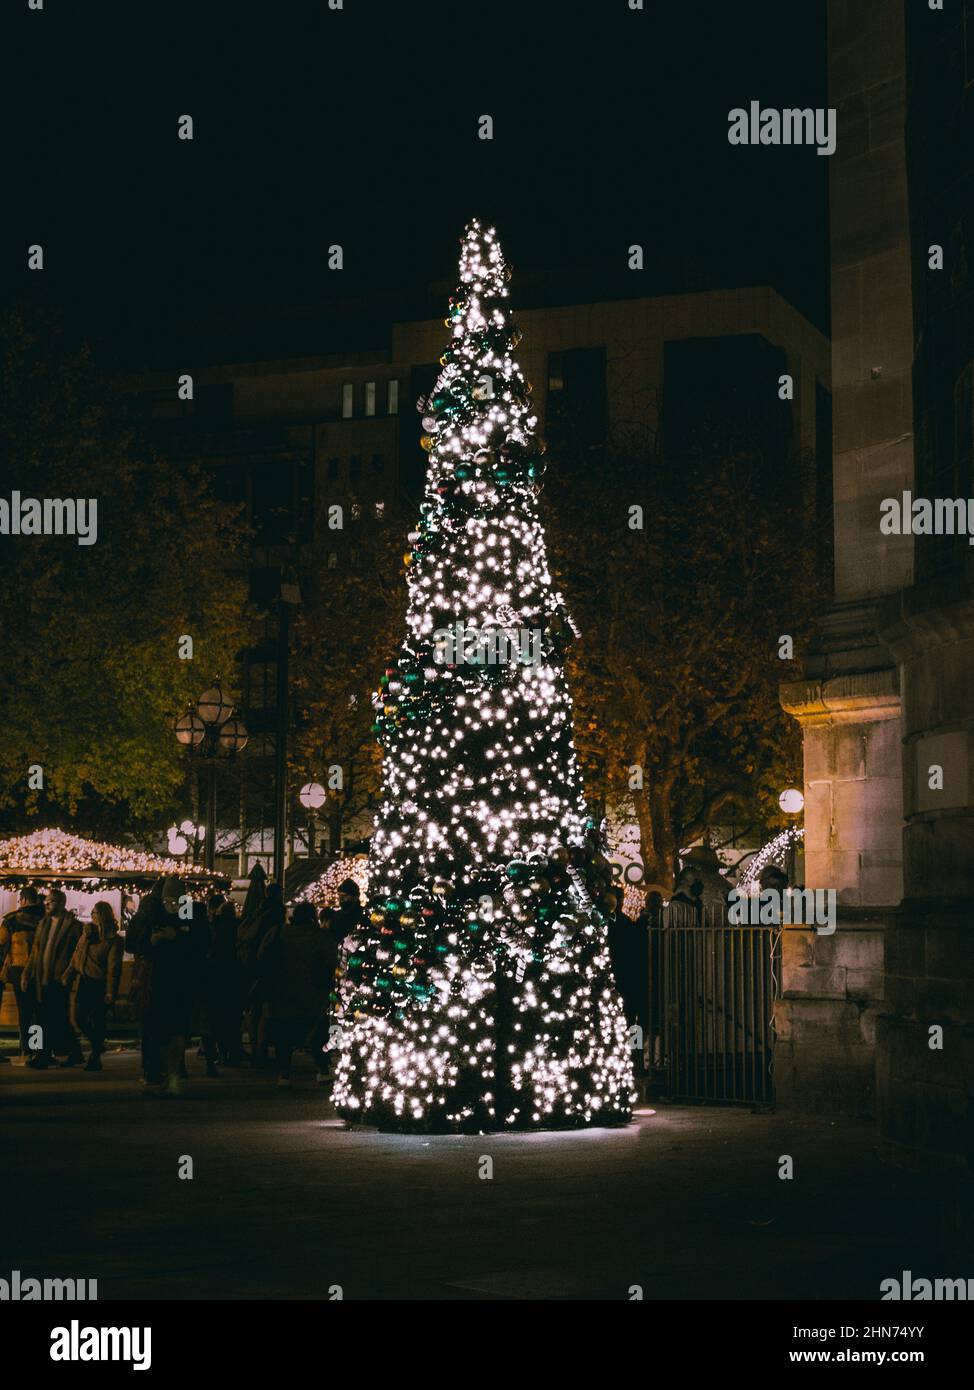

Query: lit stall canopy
left=291, top=853, right=369, bottom=910
left=0, top=828, right=227, bottom=923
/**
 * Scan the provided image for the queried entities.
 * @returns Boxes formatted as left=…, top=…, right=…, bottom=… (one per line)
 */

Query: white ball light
left=299, top=781, right=327, bottom=810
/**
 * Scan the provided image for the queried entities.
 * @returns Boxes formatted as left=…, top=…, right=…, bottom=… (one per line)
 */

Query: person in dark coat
left=0, top=887, right=44, bottom=1059
left=182, top=897, right=212, bottom=1077
left=125, top=880, right=164, bottom=1084
left=640, top=894, right=663, bottom=1071
left=331, top=879, right=364, bottom=947
left=59, top=901, right=123, bottom=1071
left=307, top=907, right=340, bottom=1082
left=200, top=893, right=242, bottom=1073
left=605, top=890, right=649, bottom=1071
left=238, top=882, right=286, bottom=1066
left=22, top=889, right=83, bottom=1068
left=131, top=881, right=195, bottom=1096
left=257, top=901, right=331, bottom=1087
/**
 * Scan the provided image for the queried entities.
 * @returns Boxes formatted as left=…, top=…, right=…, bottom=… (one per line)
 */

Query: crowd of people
left=1, top=875, right=668, bottom=1087
left=0, top=877, right=365, bottom=1094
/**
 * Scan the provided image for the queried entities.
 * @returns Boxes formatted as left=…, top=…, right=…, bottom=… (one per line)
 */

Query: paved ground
left=0, top=1049, right=945, bottom=1300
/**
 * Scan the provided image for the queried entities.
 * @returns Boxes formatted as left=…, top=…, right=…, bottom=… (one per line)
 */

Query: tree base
left=335, top=1098, right=635, bottom=1136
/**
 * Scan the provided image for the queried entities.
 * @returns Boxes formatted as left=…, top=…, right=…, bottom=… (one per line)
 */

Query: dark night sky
left=9, top=1, right=829, bottom=367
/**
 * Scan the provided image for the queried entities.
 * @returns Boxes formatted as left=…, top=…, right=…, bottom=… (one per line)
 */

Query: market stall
left=0, top=829, right=226, bottom=1029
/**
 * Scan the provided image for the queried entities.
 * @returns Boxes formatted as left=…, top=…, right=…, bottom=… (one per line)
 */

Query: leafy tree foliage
left=290, top=499, right=407, bottom=850
left=544, top=420, right=821, bottom=895
left=0, top=310, right=251, bottom=824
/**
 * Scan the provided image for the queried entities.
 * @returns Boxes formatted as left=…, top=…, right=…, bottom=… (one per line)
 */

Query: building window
left=350, top=500, right=362, bottom=520
left=349, top=455, right=362, bottom=483
left=246, top=662, right=276, bottom=710
left=342, top=384, right=354, bottom=419
left=250, top=461, right=295, bottom=545
left=374, top=500, right=385, bottom=518
left=372, top=453, right=385, bottom=475
left=327, top=457, right=340, bottom=480
left=326, top=552, right=338, bottom=569
left=365, top=382, right=376, bottom=417
left=660, top=335, right=792, bottom=478
left=387, top=380, right=399, bottom=415
left=349, top=547, right=359, bottom=568
left=546, top=347, right=607, bottom=449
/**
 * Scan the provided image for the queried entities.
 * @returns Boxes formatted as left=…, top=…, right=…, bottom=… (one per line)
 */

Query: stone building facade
left=781, top=0, right=973, bottom=1240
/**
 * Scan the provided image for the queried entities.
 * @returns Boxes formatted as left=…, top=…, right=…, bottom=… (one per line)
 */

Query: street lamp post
left=299, top=781, right=326, bottom=858
left=175, top=685, right=249, bottom=872
left=274, top=564, right=302, bottom=889
left=778, top=787, right=805, bottom=885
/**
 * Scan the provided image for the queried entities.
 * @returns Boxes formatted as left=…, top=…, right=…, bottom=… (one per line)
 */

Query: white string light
left=333, top=221, right=634, bottom=1132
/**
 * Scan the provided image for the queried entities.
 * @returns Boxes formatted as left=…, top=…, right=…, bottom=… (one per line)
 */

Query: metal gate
left=647, top=903, right=780, bottom=1104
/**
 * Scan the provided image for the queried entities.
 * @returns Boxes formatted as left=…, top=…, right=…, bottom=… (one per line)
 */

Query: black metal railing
left=645, top=901, right=780, bottom=1104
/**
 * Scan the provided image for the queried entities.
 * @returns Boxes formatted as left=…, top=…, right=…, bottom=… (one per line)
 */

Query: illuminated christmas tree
left=333, top=220, right=634, bottom=1133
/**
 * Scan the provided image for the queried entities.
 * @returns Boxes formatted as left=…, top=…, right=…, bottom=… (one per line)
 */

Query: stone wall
left=879, top=910, right=974, bottom=1176
left=875, top=577, right=974, bottom=1199
left=775, top=912, right=891, bottom=1117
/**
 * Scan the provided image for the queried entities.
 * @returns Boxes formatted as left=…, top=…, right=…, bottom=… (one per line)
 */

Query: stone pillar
left=778, top=661, right=903, bottom=1117
left=781, top=669, right=903, bottom=905
left=790, top=0, right=914, bottom=907
left=775, top=0, right=916, bottom=1115
left=829, top=0, right=914, bottom=607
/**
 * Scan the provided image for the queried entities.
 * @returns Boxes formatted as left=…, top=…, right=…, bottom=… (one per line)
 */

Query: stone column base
left=774, top=910, right=891, bottom=1118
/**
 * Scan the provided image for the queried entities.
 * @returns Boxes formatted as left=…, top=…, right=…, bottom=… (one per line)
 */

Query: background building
left=128, top=284, right=830, bottom=880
